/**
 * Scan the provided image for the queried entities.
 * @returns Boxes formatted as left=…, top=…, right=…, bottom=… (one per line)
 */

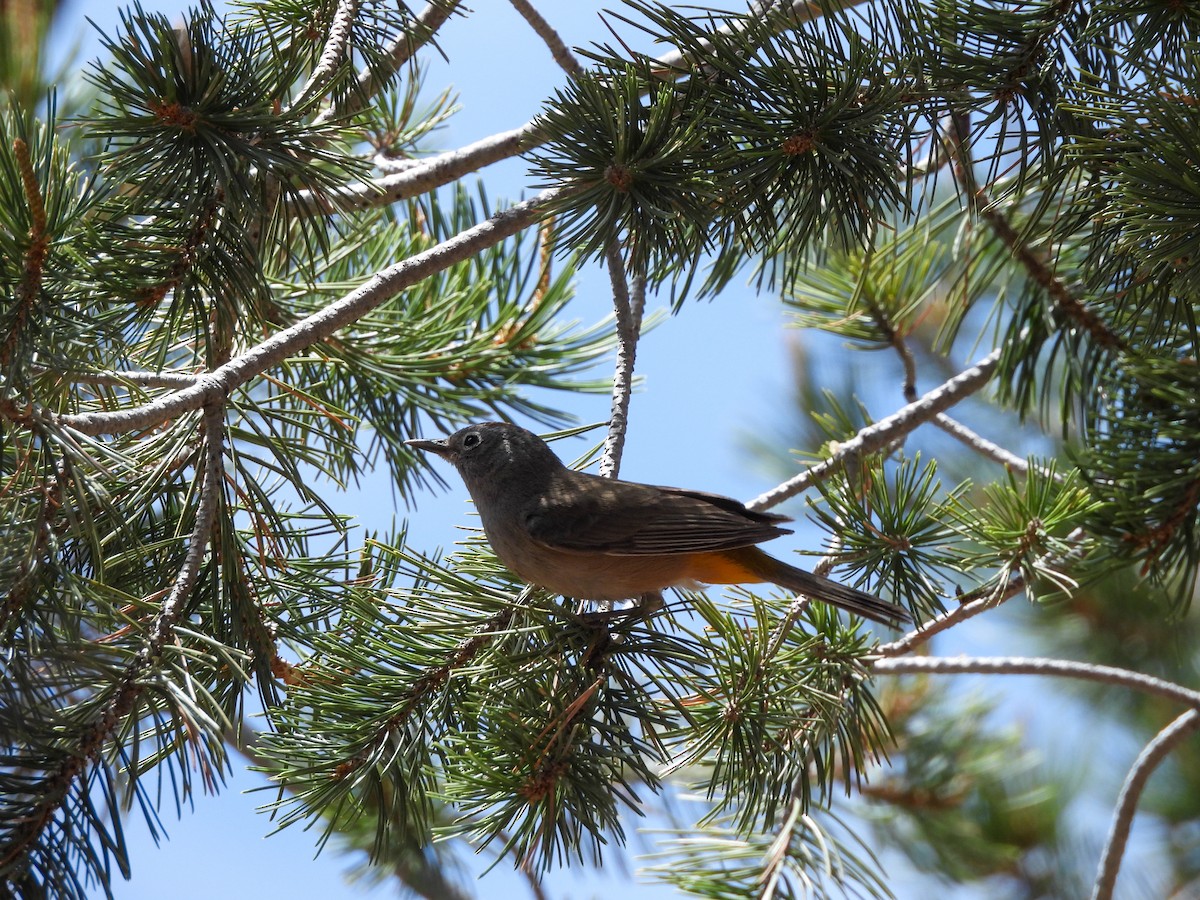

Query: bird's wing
left=525, top=473, right=792, bottom=556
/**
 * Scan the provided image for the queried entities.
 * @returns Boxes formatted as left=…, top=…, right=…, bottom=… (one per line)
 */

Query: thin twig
left=298, top=122, right=540, bottom=212
left=599, top=246, right=641, bottom=479
left=333, top=588, right=535, bottom=779
left=876, top=526, right=1088, bottom=657
left=0, top=404, right=227, bottom=871
left=871, top=656, right=1200, bottom=710
left=864, top=292, right=918, bottom=405
left=758, top=788, right=805, bottom=899
left=57, top=187, right=569, bottom=437
left=54, top=369, right=202, bottom=390
left=939, top=109, right=1127, bottom=353
left=875, top=587, right=1013, bottom=658
left=1092, top=710, right=1200, bottom=900
left=746, top=347, right=1003, bottom=512
left=982, top=203, right=1128, bottom=352
left=867, top=206, right=1057, bottom=489
left=508, top=0, right=584, bottom=79
left=504, top=0, right=641, bottom=482
left=293, top=0, right=360, bottom=108
left=316, top=0, right=463, bottom=125
left=933, top=413, right=1036, bottom=475
left=3, top=139, right=48, bottom=368
left=872, top=294, right=1045, bottom=478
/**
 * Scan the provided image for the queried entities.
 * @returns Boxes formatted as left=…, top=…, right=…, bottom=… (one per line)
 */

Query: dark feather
left=525, top=471, right=793, bottom=556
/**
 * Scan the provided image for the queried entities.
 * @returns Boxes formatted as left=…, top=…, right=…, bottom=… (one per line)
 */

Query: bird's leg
left=578, top=591, right=664, bottom=625
left=637, top=591, right=665, bottom=615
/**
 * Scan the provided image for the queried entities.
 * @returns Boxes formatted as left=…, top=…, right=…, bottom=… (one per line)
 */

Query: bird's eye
left=462, top=432, right=481, bottom=449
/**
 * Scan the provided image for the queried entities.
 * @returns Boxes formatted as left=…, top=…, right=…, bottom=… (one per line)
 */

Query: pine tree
left=2, top=1, right=1199, bottom=898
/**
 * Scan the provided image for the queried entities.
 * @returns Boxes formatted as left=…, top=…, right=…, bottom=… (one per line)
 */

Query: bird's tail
left=725, top=546, right=911, bottom=627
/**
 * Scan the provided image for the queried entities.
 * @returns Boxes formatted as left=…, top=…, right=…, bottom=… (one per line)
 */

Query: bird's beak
left=405, top=437, right=453, bottom=459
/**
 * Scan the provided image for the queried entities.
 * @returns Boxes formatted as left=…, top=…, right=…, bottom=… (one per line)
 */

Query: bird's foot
left=578, top=591, right=664, bottom=625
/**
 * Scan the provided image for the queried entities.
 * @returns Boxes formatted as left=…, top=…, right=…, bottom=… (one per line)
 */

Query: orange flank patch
left=682, top=550, right=767, bottom=586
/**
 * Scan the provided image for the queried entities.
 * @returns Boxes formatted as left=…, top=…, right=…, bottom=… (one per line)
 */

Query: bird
left=406, top=422, right=910, bottom=627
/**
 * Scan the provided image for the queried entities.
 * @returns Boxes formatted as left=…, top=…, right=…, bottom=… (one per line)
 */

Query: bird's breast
left=483, top=522, right=696, bottom=601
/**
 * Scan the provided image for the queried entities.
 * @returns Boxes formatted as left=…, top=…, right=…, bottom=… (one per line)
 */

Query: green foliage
left=953, top=461, right=1102, bottom=600
left=668, top=596, right=895, bottom=832
left=4, top=0, right=1200, bottom=898
left=83, top=1, right=367, bottom=353
left=785, top=223, right=957, bottom=351
left=644, top=810, right=890, bottom=899
left=1078, top=357, right=1200, bottom=599
left=1, top=1, right=615, bottom=895
left=869, top=681, right=1067, bottom=886
left=529, top=66, right=720, bottom=277
left=0, top=103, right=123, bottom=389
left=257, top=545, right=908, bottom=882
left=700, top=15, right=911, bottom=262
left=229, top=0, right=433, bottom=103
left=259, top=539, right=689, bottom=866
left=532, top=2, right=917, bottom=293
left=811, top=454, right=965, bottom=615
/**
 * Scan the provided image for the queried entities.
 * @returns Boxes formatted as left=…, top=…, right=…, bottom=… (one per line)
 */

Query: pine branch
left=879, top=592, right=1002, bottom=660
left=873, top=652, right=1200, bottom=899
left=877, top=524, right=1091, bottom=656
left=643, top=781, right=890, bottom=898
left=318, top=0, right=463, bottom=125
left=294, top=0, right=360, bottom=108
left=1, top=138, right=47, bottom=368
left=310, top=0, right=834, bottom=217
left=599, top=248, right=643, bottom=479
left=506, top=0, right=642, bottom=480
left=866, top=285, right=1054, bottom=479
left=55, top=188, right=568, bottom=437
left=932, top=413, right=1037, bottom=475
left=871, top=655, right=1200, bottom=710
left=327, top=588, right=529, bottom=785
left=308, top=0, right=817, bottom=218
left=859, top=290, right=919, bottom=404
left=1092, top=710, right=1200, bottom=900
left=746, top=347, right=1003, bottom=511
left=938, top=111, right=1128, bottom=354
left=509, top=0, right=585, bottom=79
left=981, top=200, right=1127, bottom=354
left=647, top=0, right=825, bottom=77
left=297, top=121, right=541, bottom=211
left=0, top=405, right=227, bottom=879
left=8, top=0, right=1199, bottom=892
left=50, top=369, right=202, bottom=389
left=864, top=291, right=1042, bottom=478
